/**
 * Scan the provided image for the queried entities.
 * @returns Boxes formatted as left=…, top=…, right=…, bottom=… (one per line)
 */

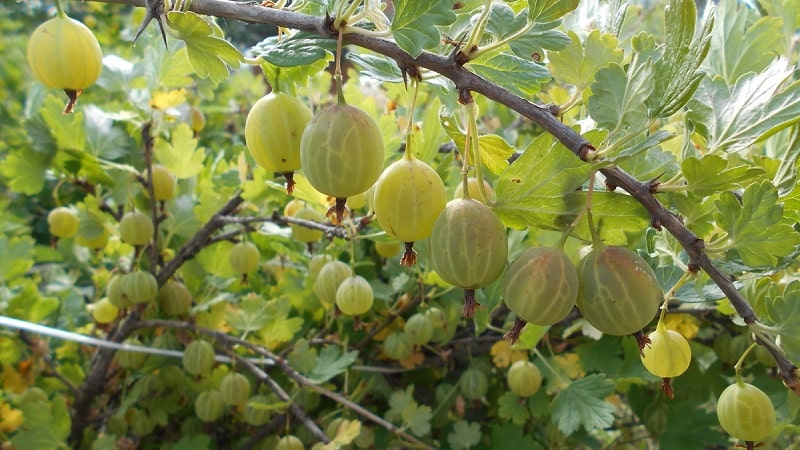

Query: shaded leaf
left=687, top=59, right=800, bottom=154
left=528, top=0, right=580, bottom=23
left=497, top=391, right=530, bottom=425
left=392, top=0, right=456, bottom=58
left=469, top=52, right=550, bottom=97
left=448, top=420, right=482, bottom=450
left=252, top=32, right=336, bottom=67
left=550, top=374, right=615, bottom=435
left=307, top=346, right=358, bottom=384
left=648, top=0, right=713, bottom=117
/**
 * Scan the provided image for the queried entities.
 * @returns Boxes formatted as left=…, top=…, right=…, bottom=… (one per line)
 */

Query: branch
left=133, top=319, right=437, bottom=450
left=83, top=0, right=798, bottom=387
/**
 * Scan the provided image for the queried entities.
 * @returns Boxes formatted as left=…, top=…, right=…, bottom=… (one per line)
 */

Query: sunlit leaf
left=391, top=0, right=456, bottom=58
left=167, top=11, right=243, bottom=83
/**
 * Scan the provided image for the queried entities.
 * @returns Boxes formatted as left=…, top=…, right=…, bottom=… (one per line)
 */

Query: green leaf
left=402, top=401, right=433, bottom=437
left=391, top=0, right=456, bottom=58
left=5, top=281, right=60, bottom=322
left=494, top=134, right=590, bottom=230
left=714, top=181, right=800, bottom=267
left=508, top=21, right=571, bottom=59
left=687, top=59, right=800, bottom=154
left=648, top=0, right=713, bottom=117
left=386, top=386, right=432, bottom=436
left=171, top=434, right=214, bottom=450
left=549, top=29, right=623, bottom=88
left=609, top=130, right=675, bottom=161
left=40, top=95, right=86, bottom=151
left=527, top=0, right=580, bottom=23
left=0, top=151, right=49, bottom=195
left=307, top=346, right=358, bottom=384
left=707, top=1, right=785, bottom=85
left=570, top=191, right=651, bottom=245
left=476, top=134, right=515, bottom=175
left=438, top=109, right=517, bottom=174
left=60, top=148, right=117, bottom=187
left=252, top=32, right=336, bottom=67
left=348, top=53, right=403, bottom=83
left=287, top=339, right=318, bottom=373
left=588, top=61, right=653, bottom=137
left=257, top=299, right=304, bottom=348
left=0, top=235, right=34, bottom=283
left=447, top=420, right=482, bottom=450
left=155, top=123, right=205, bottom=179
left=764, top=282, right=800, bottom=365
left=680, top=155, right=765, bottom=196
left=550, top=374, right=616, bottom=435
left=11, top=396, right=71, bottom=449
left=489, top=423, right=542, bottom=450
left=469, top=52, right=550, bottom=97
left=167, top=11, right=243, bottom=83
left=226, top=296, right=271, bottom=332
left=497, top=391, right=531, bottom=425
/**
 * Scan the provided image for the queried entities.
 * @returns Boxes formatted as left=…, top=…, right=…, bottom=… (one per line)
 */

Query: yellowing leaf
left=150, top=88, right=188, bottom=110
left=2, top=365, right=30, bottom=394
left=490, top=340, right=527, bottom=368
left=663, top=313, right=700, bottom=340
left=155, top=123, right=205, bottom=179
left=0, top=401, right=23, bottom=433
left=321, top=419, right=361, bottom=450
left=399, top=348, right=425, bottom=369
left=554, top=353, right=584, bottom=379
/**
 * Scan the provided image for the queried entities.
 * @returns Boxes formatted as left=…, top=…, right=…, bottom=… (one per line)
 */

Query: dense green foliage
left=2, top=0, right=800, bottom=449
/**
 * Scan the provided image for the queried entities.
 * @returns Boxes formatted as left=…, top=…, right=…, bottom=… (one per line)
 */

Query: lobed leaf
left=687, top=59, right=800, bottom=154
left=167, top=11, right=243, bottom=83
left=713, top=181, right=800, bottom=267
left=548, top=29, right=623, bottom=89
left=550, top=374, right=616, bottom=435
left=648, top=0, right=713, bottom=118
left=391, top=0, right=456, bottom=58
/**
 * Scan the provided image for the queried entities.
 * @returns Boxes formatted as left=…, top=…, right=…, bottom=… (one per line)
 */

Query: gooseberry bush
left=4, top=0, right=800, bottom=449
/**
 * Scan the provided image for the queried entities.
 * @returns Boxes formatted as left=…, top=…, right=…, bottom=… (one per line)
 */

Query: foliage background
left=2, top=0, right=800, bottom=449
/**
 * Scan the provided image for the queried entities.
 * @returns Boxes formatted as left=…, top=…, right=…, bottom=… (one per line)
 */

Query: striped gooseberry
left=373, top=156, right=446, bottom=266
left=276, top=435, right=304, bottom=450
left=119, top=210, right=154, bottom=246
left=576, top=246, right=662, bottom=336
left=157, top=280, right=192, bottom=316
left=314, top=261, right=352, bottom=305
left=300, top=103, right=384, bottom=224
left=503, top=247, right=578, bottom=326
left=716, top=381, right=776, bottom=442
left=120, top=271, right=159, bottom=305
left=404, top=313, right=433, bottom=346
left=182, top=340, right=216, bottom=376
left=429, top=199, right=508, bottom=318
left=229, top=241, right=260, bottom=275
left=195, top=390, right=225, bottom=422
left=335, top=275, right=374, bottom=316
left=460, top=368, right=489, bottom=400
left=27, top=12, right=102, bottom=113
left=150, top=165, right=176, bottom=201
left=47, top=207, right=79, bottom=239
left=507, top=360, right=542, bottom=398
left=219, top=372, right=251, bottom=406
left=245, top=92, right=313, bottom=194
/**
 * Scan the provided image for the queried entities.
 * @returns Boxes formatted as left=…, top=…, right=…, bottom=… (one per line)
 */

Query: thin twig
left=133, top=319, right=437, bottom=450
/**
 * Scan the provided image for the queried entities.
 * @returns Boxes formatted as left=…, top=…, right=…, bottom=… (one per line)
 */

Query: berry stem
left=54, top=0, right=66, bottom=17
left=334, top=27, right=347, bottom=105
left=734, top=342, right=759, bottom=382
left=503, top=316, right=527, bottom=344
left=402, top=79, right=420, bottom=161
left=463, top=94, right=490, bottom=204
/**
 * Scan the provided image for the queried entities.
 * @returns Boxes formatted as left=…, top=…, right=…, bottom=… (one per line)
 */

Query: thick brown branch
left=82, top=0, right=798, bottom=388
